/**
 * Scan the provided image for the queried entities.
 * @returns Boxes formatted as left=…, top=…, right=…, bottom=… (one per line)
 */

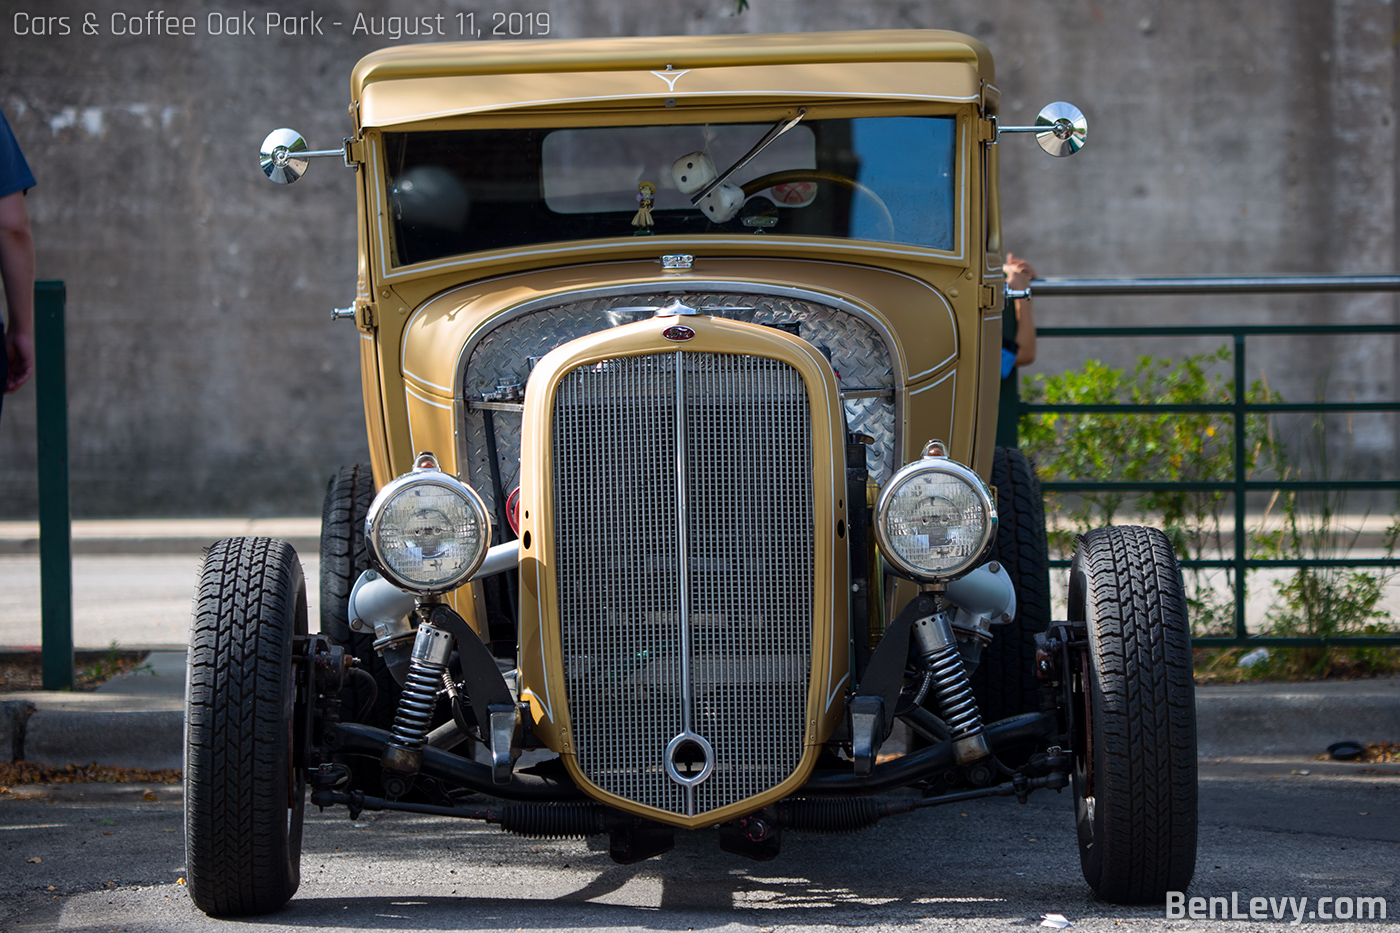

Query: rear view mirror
left=995, top=102, right=1088, bottom=157
left=259, top=129, right=354, bottom=183
left=259, top=128, right=311, bottom=184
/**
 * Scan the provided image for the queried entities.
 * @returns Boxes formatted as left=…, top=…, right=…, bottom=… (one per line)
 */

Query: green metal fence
left=1024, top=274, right=1400, bottom=647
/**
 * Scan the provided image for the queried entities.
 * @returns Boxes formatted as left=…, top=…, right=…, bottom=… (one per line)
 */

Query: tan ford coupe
left=184, top=30, right=1196, bottom=916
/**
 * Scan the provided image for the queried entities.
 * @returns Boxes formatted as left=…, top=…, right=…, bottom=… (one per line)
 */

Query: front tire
left=319, top=462, right=397, bottom=729
left=970, top=446, right=1052, bottom=722
left=185, top=537, right=308, bottom=916
left=1069, top=525, right=1197, bottom=904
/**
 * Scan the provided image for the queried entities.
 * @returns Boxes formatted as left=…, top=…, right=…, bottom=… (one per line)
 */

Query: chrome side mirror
left=995, top=102, right=1088, bottom=157
left=259, top=128, right=354, bottom=184
left=260, top=128, right=311, bottom=184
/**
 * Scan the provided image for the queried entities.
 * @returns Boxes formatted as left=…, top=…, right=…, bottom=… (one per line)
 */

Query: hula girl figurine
left=631, top=180, right=656, bottom=233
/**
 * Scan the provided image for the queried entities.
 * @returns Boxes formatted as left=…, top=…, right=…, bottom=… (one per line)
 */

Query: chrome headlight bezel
left=874, top=456, right=997, bottom=583
left=364, top=453, right=493, bottom=596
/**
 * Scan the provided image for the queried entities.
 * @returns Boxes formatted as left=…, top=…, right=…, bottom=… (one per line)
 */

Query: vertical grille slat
left=554, top=350, right=814, bottom=816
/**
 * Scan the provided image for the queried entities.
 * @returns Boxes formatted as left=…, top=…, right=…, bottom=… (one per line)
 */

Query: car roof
left=352, top=29, right=995, bottom=127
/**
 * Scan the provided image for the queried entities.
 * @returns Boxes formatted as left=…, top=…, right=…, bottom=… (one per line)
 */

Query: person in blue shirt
left=995, top=252, right=1037, bottom=449
left=0, top=105, right=36, bottom=422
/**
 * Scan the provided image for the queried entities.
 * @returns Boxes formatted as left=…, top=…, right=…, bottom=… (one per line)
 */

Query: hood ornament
left=654, top=299, right=698, bottom=318
left=602, top=297, right=756, bottom=322
left=602, top=298, right=698, bottom=318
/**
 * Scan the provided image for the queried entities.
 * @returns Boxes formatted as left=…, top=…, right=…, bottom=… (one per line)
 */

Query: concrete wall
left=0, top=0, right=1396, bottom=517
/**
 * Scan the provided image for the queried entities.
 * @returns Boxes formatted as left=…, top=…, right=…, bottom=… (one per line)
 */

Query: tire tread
left=1074, top=525, right=1197, bottom=904
left=185, top=537, right=306, bottom=916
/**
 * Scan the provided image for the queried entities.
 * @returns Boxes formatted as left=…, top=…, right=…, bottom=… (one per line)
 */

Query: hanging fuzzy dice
left=632, top=181, right=656, bottom=233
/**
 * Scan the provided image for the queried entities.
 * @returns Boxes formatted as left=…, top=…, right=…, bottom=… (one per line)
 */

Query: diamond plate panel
left=842, top=396, right=896, bottom=486
left=461, top=291, right=897, bottom=511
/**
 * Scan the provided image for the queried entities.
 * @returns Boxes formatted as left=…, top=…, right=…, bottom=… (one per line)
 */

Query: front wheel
left=1069, top=525, right=1197, bottom=904
left=971, top=446, right=1051, bottom=722
left=320, top=462, right=398, bottom=729
left=185, top=537, right=308, bottom=916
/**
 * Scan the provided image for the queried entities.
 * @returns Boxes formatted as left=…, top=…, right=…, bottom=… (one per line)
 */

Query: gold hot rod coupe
left=184, top=30, right=1196, bottom=916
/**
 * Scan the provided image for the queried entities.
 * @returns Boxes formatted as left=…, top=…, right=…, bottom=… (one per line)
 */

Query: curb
left=0, top=535, right=321, bottom=556
left=1, top=699, right=35, bottom=762
left=1195, top=678, right=1400, bottom=757
left=4, top=652, right=186, bottom=771
left=4, top=695, right=184, bottom=771
left=0, top=517, right=321, bottom=556
left=23, top=708, right=185, bottom=770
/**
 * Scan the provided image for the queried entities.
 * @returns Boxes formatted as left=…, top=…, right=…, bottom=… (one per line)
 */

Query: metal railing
left=1024, top=274, right=1400, bottom=647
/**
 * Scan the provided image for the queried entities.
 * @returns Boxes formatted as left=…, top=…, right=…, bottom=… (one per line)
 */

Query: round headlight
left=365, top=456, right=492, bottom=595
left=874, top=457, right=996, bottom=582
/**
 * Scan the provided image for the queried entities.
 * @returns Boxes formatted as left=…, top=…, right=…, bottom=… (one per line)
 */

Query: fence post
left=1232, top=333, right=1248, bottom=642
left=34, top=280, right=72, bottom=690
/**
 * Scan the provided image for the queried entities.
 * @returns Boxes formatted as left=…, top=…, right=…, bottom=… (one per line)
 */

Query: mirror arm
left=992, top=120, right=1078, bottom=142
left=280, top=138, right=359, bottom=166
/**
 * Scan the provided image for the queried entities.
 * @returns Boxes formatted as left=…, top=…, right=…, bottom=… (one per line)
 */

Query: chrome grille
left=554, top=352, right=814, bottom=817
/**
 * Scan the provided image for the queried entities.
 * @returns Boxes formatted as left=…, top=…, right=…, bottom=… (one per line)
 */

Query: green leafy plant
left=1019, top=347, right=1280, bottom=634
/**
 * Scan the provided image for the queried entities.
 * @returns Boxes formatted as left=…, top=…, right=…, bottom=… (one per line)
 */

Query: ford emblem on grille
left=663, top=324, right=696, bottom=341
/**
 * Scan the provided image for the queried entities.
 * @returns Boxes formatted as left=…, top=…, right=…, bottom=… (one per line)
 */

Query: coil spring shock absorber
left=381, top=622, right=454, bottom=777
left=913, top=610, right=990, bottom=765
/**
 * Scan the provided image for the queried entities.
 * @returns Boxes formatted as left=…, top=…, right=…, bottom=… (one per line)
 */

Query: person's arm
left=1004, top=251, right=1037, bottom=367
left=0, top=190, right=35, bottom=393
left=1013, top=297, right=1036, bottom=367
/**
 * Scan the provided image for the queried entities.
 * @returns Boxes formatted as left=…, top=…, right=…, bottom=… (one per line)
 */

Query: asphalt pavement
left=1, top=757, right=1397, bottom=932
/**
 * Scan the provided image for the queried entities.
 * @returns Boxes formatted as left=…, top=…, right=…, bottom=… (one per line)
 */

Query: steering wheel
left=740, top=170, right=896, bottom=240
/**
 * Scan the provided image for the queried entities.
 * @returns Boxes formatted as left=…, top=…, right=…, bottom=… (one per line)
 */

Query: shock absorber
left=913, top=610, right=990, bottom=765
left=381, top=622, right=454, bottom=777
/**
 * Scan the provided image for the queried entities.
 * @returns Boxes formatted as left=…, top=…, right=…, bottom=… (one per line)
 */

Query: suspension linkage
left=312, top=788, right=499, bottom=823
left=912, top=769, right=1070, bottom=810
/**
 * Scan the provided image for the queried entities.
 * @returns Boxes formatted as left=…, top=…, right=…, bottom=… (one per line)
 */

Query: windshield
left=383, top=115, right=956, bottom=266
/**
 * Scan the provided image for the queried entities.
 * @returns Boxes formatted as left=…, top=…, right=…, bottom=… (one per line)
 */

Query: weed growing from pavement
left=77, top=641, right=153, bottom=686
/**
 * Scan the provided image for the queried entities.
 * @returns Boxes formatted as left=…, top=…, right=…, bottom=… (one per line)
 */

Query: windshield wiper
left=689, top=107, right=807, bottom=205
